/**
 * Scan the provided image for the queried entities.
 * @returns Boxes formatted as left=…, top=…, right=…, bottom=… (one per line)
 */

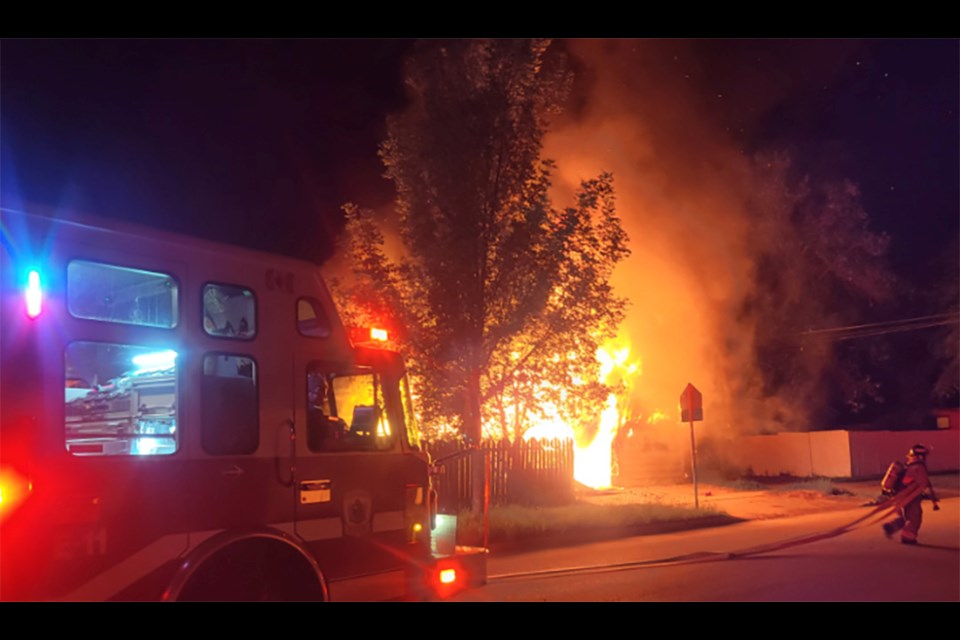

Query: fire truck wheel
left=174, top=537, right=327, bottom=602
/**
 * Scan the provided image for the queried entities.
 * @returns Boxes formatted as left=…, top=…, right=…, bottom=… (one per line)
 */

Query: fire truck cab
left=0, top=205, right=486, bottom=601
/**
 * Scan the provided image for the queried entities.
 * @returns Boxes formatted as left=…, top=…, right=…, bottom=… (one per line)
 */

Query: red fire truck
left=0, top=205, right=486, bottom=601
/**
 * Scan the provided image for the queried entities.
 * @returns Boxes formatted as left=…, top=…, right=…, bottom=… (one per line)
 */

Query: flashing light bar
left=132, top=350, right=178, bottom=373
left=25, top=270, right=42, bottom=318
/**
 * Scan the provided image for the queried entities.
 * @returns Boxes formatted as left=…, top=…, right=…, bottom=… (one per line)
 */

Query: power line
left=798, top=312, right=959, bottom=342
left=800, top=312, right=959, bottom=335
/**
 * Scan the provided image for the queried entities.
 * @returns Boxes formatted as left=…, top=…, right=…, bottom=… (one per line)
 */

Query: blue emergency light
left=25, top=270, right=42, bottom=318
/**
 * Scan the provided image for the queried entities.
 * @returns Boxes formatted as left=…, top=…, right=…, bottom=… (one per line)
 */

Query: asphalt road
left=450, top=496, right=960, bottom=601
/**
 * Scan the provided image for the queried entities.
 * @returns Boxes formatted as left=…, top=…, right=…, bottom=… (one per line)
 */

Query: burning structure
left=334, top=39, right=946, bottom=492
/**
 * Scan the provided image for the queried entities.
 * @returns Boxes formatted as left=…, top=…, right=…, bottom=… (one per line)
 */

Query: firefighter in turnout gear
left=881, top=444, right=940, bottom=545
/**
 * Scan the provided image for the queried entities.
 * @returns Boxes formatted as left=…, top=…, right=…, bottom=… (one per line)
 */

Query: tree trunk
left=465, top=366, right=485, bottom=514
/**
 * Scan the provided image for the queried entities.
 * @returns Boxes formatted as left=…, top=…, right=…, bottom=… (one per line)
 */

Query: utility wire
left=826, top=319, right=958, bottom=342
left=798, top=312, right=959, bottom=342
left=800, top=312, right=959, bottom=336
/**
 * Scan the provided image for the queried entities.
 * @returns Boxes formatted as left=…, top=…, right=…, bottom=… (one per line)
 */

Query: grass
left=457, top=500, right=723, bottom=545
left=455, top=475, right=867, bottom=545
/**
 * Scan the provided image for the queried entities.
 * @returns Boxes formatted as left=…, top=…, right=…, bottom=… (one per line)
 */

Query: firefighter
left=881, top=444, right=940, bottom=545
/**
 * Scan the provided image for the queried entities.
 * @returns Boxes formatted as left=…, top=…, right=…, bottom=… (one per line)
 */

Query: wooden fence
left=423, top=438, right=575, bottom=512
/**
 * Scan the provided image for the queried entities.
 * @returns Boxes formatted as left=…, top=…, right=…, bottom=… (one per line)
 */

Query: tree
left=920, top=236, right=959, bottom=409
left=851, top=235, right=960, bottom=428
left=334, top=39, right=630, bottom=446
left=739, top=152, right=898, bottom=428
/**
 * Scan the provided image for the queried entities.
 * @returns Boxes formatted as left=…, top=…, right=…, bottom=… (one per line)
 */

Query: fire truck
left=0, top=205, right=486, bottom=601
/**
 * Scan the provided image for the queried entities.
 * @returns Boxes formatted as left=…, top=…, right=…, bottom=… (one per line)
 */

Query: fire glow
left=522, top=339, right=641, bottom=489
left=408, top=334, right=666, bottom=490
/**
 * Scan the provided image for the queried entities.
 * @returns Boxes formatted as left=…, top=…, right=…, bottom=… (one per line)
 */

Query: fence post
left=484, top=448, right=490, bottom=549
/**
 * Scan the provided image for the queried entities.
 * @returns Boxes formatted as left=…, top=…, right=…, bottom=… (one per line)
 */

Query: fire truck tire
left=169, top=534, right=328, bottom=602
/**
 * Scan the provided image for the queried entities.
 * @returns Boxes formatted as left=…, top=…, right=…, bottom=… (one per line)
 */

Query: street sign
left=680, top=383, right=703, bottom=422
left=680, top=382, right=703, bottom=509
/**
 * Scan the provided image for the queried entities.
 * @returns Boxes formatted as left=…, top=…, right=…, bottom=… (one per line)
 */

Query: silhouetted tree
left=334, top=39, right=630, bottom=444
left=742, top=152, right=898, bottom=428
left=927, top=238, right=959, bottom=405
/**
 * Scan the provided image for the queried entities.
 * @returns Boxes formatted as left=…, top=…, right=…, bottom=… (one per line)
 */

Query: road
left=449, top=497, right=959, bottom=601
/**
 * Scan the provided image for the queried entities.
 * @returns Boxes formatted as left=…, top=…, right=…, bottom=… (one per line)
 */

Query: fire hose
left=489, top=484, right=940, bottom=583
left=727, top=482, right=932, bottom=559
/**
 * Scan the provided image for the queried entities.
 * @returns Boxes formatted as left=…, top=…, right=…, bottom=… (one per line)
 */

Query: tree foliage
left=334, top=39, right=630, bottom=441
left=741, top=152, right=898, bottom=428
left=921, top=236, right=959, bottom=406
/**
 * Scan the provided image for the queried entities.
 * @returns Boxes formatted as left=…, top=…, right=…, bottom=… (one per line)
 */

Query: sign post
left=680, top=383, right=703, bottom=509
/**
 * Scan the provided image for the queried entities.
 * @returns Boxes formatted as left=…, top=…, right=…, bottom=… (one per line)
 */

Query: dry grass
left=457, top=499, right=723, bottom=544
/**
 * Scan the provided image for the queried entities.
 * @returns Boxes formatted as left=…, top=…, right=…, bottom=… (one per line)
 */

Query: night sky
left=1, top=39, right=413, bottom=263
left=1, top=38, right=957, bottom=273
left=1, top=38, right=957, bottom=427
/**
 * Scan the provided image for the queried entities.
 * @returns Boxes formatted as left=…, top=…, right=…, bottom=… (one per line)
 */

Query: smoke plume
left=544, top=39, right=859, bottom=439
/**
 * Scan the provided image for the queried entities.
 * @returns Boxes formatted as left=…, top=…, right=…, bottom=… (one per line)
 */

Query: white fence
left=615, top=424, right=959, bottom=484
left=717, top=428, right=958, bottom=479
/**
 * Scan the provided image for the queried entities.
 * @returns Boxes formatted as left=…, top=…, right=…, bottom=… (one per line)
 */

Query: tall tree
left=924, top=237, right=959, bottom=408
left=335, top=39, right=630, bottom=445
left=740, top=152, right=897, bottom=429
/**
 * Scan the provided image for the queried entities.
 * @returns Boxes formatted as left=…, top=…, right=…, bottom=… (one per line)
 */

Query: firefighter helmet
left=908, top=444, right=930, bottom=459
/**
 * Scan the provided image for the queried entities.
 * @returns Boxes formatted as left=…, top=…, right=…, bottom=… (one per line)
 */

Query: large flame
left=522, top=337, right=642, bottom=489
left=409, top=336, right=653, bottom=490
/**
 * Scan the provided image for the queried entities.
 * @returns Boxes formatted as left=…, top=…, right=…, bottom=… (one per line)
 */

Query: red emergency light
left=429, top=559, right=465, bottom=599
left=0, top=466, right=31, bottom=522
left=349, top=326, right=391, bottom=345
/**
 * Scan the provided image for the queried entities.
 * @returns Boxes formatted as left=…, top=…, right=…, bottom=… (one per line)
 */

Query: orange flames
left=646, top=410, right=668, bottom=424
left=522, top=337, right=642, bottom=489
left=411, top=335, right=662, bottom=490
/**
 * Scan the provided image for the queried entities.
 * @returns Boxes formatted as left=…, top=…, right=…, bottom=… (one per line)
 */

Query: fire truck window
left=297, top=298, right=332, bottom=338
left=202, top=354, right=259, bottom=455
left=306, top=367, right=394, bottom=452
left=203, top=284, right=256, bottom=339
left=67, top=260, right=178, bottom=328
left=65, top=342, right=178, bottom=456
left=401, top=375, right=421, bottom=451
left=306, top=371, right=344, bottom=451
